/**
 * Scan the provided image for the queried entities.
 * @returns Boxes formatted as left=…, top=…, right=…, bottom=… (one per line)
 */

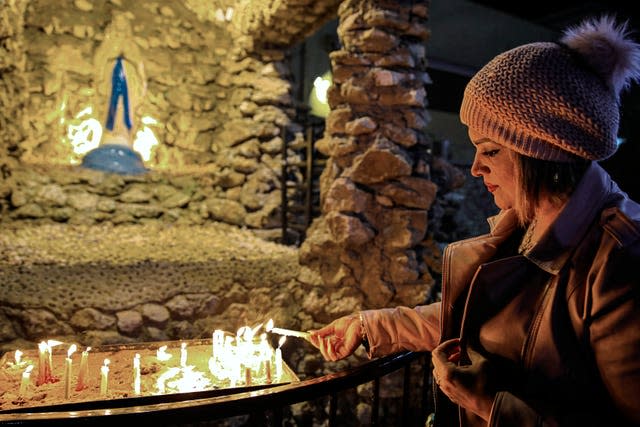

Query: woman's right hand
left=309, top=314, right=363, bottom=361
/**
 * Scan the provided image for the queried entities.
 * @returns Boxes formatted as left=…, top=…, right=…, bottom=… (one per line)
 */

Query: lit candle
left=36, top=340, right=61, bottom=385
left=64, top=344, right=77, bottom=399
left=259, top=333, right=272, bottom=384
left=156, top=345, right=171, bottom=361
left=180, top=342, right=187, bottom=368
left=245, top=366, right=252, bottom=386
left=275, top=336, right=286, bottom=380
left=37, top=341, right=47, bottom=385
left=14, top=349, right=23, bottom=366
left=46, top=342, right=53, bottom=383
left=19, top=365, right=33, bottom=395
left=264, top=359, right=272, bottom=384
left=270, top=327, right=311, bottom=340
left=133, top=353, right=141, bottom=395
left=75, top=347, right=90, bottom=391
left=265, top=318, right=311, bottom=340
left=243, top=326, right=254, bottom=342
left=100, top=359, right=110, bottom=396
left=212, top=330, right=224, bottom=358
left=251, top=322, right=264, bottom=337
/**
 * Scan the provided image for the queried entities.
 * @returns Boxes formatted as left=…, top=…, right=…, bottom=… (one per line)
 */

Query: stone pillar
left=0, top=0, right=28, bottom=173
left=300, top=0, right=437, bottom=308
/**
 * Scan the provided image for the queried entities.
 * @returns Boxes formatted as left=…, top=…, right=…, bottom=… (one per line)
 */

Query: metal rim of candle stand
left=0, top=351, right=428, bottom=426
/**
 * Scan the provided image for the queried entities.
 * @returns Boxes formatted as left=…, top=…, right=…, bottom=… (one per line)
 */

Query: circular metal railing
left=0, top=351, right=432, bottom=426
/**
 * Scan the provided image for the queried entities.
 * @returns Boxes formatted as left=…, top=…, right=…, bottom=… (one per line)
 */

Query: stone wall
left=0, top=0, right=28, bottom=172
left=0, top=0, right=315, bottom=232
left=1, top=164, right=294, bottom=239
left=300, top=0, right=438, bottom=309
left=233, top=0, right=343, bottom=49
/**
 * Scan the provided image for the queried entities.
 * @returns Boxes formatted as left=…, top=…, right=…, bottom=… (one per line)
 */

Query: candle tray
left=0, top=337, right=298, bottom=416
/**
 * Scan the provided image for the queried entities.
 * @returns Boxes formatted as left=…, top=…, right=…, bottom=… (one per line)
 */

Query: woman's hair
left=514, top=153, right=591, bottom=225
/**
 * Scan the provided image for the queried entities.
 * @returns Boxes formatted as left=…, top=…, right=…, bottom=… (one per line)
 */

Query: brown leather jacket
left=361, top=163, right=640, bottom=426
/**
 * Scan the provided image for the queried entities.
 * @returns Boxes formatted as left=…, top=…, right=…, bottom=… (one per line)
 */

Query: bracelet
left=359, top=312, right=370, bottom=352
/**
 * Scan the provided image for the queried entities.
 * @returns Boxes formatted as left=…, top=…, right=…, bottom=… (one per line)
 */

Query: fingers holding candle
left=309, top=315, right=363, bottom=361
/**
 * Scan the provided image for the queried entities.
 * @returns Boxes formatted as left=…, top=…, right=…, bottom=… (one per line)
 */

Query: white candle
left=265, top=359, right=272, bottom=384
left=37, top=342, right=47, bottom=385
left=156, top=345, right=171, bottom=361
left=36, top=340, right=61, bottom=385
left=275, top=336, right=286, bottom=380
left=19, top=365, right=33, bottom=395
left=211, top=330, right=224, bottom=375
left=245, top=366, right=252, bottom=386
left=275, top=348, right=283, bottom=381
left=133, top=353, right=141, bottom=395
left=76, top=347, right=90, bottom=391
left=269, top=327, right=311, bottom=340
left=180, top=342, right=187, bottom=368
left=14, top=349, right=23, bottom=366
left=46, top=342, right=53, bottom=383
left=64, top=344, right=77, bottom=399
left=100, top=359, right=110, bottom=396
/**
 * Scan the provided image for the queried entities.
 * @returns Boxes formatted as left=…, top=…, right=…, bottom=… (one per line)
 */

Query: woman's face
left=469, top=133, right=518, bottom=211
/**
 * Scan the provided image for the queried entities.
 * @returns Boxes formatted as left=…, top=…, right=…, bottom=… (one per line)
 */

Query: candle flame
left=265, top=319, right=274, bottom=332
left=103, top=359, right=110, bottom=367
left=243, top=326, right=254, bottom=342
left=85, top=347, right=92, bottom=352
left=67, top=344, right=78, bottom=358
left=133, top=121, right=160, bottom=162
left=15, top=350, right=23, bottom=365
left=251, top=323, right=264, bottom=336
left=47, top=340, right=63, bottom=348
left=157, top=345, right=172, bottom=361
left=213, top=330, right=224, bottom=345
left=24, top=365, right=34, bottom=374
left=156, top=366, right=212, bottom=394
left=278, top=336, right=286, bottom=348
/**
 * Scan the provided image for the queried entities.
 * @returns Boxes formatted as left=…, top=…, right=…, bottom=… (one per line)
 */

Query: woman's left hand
left=432, top=338, right=496, bottom=422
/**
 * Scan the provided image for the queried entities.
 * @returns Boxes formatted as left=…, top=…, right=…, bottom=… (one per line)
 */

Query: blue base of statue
left=81, top=144, right=147, bottom=175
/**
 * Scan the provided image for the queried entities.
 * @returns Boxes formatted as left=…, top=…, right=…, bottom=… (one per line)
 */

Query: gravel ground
left=0, top=223, right=305, bottom=317
left=0, top=222, right=297, bottom=266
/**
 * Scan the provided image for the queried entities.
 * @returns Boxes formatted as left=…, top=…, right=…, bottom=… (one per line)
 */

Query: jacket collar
left=520, top=162, right=613, bottom=274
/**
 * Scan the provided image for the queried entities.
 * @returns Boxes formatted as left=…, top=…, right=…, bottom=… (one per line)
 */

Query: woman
left=309, top=16, right=640, bottom=426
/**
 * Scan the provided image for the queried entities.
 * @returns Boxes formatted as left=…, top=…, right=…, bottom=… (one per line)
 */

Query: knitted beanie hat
left=460, top=16, right=640, bottom=162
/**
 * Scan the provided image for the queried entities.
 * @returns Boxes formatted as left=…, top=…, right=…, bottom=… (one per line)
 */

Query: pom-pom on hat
left=460, top=16, right=640, bottom=162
